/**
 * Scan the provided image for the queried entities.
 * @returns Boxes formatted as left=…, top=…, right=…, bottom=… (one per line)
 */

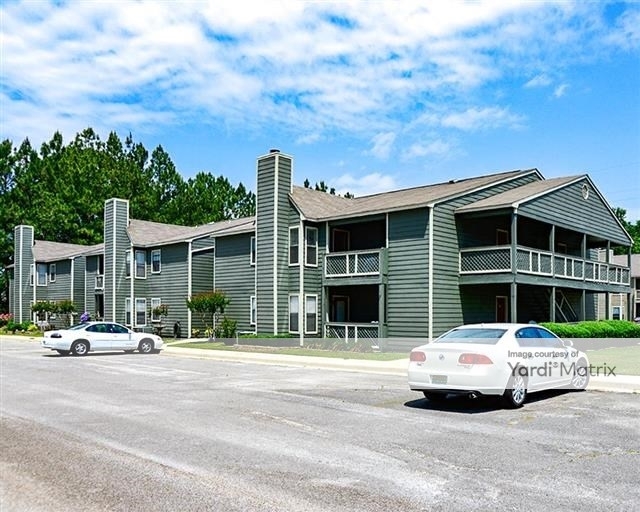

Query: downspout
left=70, top=257, right=74, bottom=311
left=273, top=154, right=279, bottom=335
left=188, top=240, right=193, bottom=338
left=130, top=244, right=134, bottom=328
left=299, top=219, right=304, bottom=347
left=428, top=205, right=434, bottom=341
left=112, top=207, right=117, bottom=321
left=18, top=229, right=22, bottom=323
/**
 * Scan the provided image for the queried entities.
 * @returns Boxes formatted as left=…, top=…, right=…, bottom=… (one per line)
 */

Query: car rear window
left=434, top=328, right=507, bottom=344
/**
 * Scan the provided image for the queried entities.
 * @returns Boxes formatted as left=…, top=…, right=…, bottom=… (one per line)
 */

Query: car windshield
left=434, top=328, right=507, bottom=345
left=68, top=323, right=89, bottom=330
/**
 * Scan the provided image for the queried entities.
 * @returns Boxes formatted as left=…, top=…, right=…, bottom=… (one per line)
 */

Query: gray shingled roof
left=456, top=175, right=582, bottom=214
left=612, top=253, right=640, bottom=276
left=128, top=217, right=255, bottom=247
left=33, top=240, right=94, bottom=262
left=290, top=169, right=540, bottom=221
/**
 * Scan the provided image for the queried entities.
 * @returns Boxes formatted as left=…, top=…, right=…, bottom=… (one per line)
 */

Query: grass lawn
left=170, top=341, right=408, bottom=361
left=586, top=345, right=640, bottom=376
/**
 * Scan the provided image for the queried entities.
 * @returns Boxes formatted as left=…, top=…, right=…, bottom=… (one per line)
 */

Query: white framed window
left=151, top=297, right=161, bottom=321
left=49, top=263, right=56, bottom=283
left=36, top=263, right=47, bottom=286
left=250, top=295, right=256, bottom=325
left=289, top=294, right=300, bottom=333
left=135, top=298, right=147, bottom=326
left=151, top=249, right=161, bottom=273
left=250, top=236, right=256, bottom=265
left=289, top=227, right=299, bottom=265
left=125, top=250, right=131, bottom=278
left=305, top=226, right=318, bottom=267
left=305, top=294, right=318, bottom=334
left=125, top=298, right=132, bottom=325
left=29, top=264, right=34, bottom=286
left=135, top=250, right=146, bottom=279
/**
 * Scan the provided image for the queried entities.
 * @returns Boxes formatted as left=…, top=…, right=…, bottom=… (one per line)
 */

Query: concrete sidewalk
left=163, top=345, right=640, bottom=394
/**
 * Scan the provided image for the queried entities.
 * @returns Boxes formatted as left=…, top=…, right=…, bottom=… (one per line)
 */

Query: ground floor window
left=136, top=298, right=147, bottom=326
left=289, top=295, right=299, bottom=333
left=250, top=296, right=256, bottom=326
left=305, top=294, right=317, bottom=334
left=125, top=298, right=131, bottom=325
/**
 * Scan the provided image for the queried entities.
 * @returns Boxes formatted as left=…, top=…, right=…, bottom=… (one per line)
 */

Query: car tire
left=503, top=368, right=527, bottom=408
left=71, top=340, right=89, bottom=357
left=138, top=339, right=154, bottom=354
left=56, top=350, right=70, bottom=356
left=570, top=358, right=590, bottom=391
left=423, top=392, right=448, bottom=402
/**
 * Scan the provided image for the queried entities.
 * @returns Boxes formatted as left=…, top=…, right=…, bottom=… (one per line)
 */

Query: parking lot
left=1, top=338, right=639, bottom=511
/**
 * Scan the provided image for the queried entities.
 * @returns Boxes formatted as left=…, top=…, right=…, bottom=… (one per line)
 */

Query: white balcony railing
left=324, top=322, right=380, bottom=342
left=95, top=274, right=104, bottom=290
left=324, top=249, right=384, bottom=278
left=460, top=246, right=630, bottom=285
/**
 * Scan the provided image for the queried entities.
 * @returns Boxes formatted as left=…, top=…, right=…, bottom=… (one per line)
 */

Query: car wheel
left=71, top=340, right=89, bottom=357
left=503, top=369, right=527, bottom=408
left=423, top=392, right=448, bottom=402
left=138, top=339, right=154, bottom=354
left=56, top=350, right=70, bottom=356
left=570, top=358, right=590, bottom=391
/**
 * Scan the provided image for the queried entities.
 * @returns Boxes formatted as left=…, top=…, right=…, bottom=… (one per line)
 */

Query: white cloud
left=333, top=172, right=398, bottom=197
left=553, top=84, right=569, bottom=98
left=404, top=140, right=453, bottom=159
left=524, top=74, right=552, bottom=88
left=369, top=132, right=396, bottom=159
left=0, top=0, right=636, bottom=153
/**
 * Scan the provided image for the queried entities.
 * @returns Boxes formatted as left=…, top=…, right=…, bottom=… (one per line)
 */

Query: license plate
left=431, top=375, right=448, bottom=385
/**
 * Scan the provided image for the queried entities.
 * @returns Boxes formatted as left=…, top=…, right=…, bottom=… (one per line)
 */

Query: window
left=250, top=296, right=257, bottom=325
left=135, top=250, right=146, bottom=278
left=98, top=255, right=104, bottom=275
left=136, top=298, right=147, bottom=326
left=125, top=298, right=131, bottom=325
left=36, top=263, right=47, bottom=286
left=289, top=227, right=299, bottom=265
left=305, top=295, right=318, bottom=334
left=289, top=295, right=299, bottom=333
left=125, top=250, right=131, bottom=278
left=29, top=264, right=34, bottom=286
left=250, top=237, right=256, bottom=265
left=305, top=227, right=318, bottom=266
left=151, top=298, right=161, bottom=321
left=49, top=263, right=56, bottom=283
left=151, top=249, right=161, bottom=273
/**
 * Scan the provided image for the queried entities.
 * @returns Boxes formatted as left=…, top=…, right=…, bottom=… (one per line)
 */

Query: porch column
left=581, top=289, right=586, bottom=321
left=628, top=247, right=634, bottom=322
left=550, top=286, right=556, bottom=322
left=605, top=241, right=611, bottom=319
left=510, top=211, right=518, bottom=323
left=378, top=283, right=386, bottom=347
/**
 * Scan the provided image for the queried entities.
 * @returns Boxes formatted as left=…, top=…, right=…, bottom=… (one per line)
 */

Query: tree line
left=0, top=128, right=256, bottom=310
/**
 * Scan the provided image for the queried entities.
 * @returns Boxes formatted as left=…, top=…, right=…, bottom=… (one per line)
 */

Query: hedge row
left=540, top=320, right=640, bottom=338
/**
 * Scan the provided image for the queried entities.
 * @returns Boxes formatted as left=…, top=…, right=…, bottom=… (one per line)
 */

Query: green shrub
left=541, top=320, right=640, bottom=338
left=215, top=316, right=237, bottom=339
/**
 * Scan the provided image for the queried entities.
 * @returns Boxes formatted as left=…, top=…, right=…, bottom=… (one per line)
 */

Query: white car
left=43, top=321, right=164, bottom=356
left=408, top=323, right=590, bottom=408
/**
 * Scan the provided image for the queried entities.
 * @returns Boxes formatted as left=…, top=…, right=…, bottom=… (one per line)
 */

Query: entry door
left=332, top=296, right=349, bottom=322
left=496, top=296, right=508, bottom=323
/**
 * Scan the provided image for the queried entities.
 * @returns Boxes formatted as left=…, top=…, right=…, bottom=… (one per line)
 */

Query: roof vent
left=269, top=148, right=280, bottom=154
left=449, top=179, right=457, bottom=184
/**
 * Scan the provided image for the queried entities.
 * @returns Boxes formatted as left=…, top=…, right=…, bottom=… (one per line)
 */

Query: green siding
left=104, top=198, right=130, bottom=324
left=215, top=234, right=254, bottom=331
left=387, top=209, right=429, bottom=340
left=433, top=174, right=540, bottom=336
left=13, top=225, right=34, bottom=323
left=519, top=178, right=630, bottom=246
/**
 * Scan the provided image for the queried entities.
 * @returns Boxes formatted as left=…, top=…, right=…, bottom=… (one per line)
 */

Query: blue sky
left=2, top=1, right=639, bottom=220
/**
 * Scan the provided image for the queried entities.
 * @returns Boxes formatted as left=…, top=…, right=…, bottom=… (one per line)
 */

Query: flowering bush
left=152, top=304, right=169, bottom=320
left=0, top=313, right=13, bottom=327
left=80, top=312, right=91, bottom=323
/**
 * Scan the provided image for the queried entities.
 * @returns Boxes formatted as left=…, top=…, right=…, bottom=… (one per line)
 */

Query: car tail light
left=410, top=351, right=426, bottom=362
left=458, top=353, right=493, bottom=365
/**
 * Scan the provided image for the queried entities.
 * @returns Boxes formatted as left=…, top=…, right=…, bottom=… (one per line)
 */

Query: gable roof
left=456, top=175, right=582, bottom=213
left=33, top=240, right=96, bottom=262
left=290, top=169, right=540, bottom=221
left=128, top=216, right=255, bottom=247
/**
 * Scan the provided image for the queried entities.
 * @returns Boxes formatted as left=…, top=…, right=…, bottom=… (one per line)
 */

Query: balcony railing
left=324, top=248, right=385, bottom=278
left=460, top=246, right=630, bottom=285
left=95, top=274, right=104, bottom=290
left=324, top=322, right=381, bottom=348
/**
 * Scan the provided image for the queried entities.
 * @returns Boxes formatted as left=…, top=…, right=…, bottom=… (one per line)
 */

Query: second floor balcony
left=459, top=245, right=630, bottom=286
left=324, top=248, right=387, bottom=280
